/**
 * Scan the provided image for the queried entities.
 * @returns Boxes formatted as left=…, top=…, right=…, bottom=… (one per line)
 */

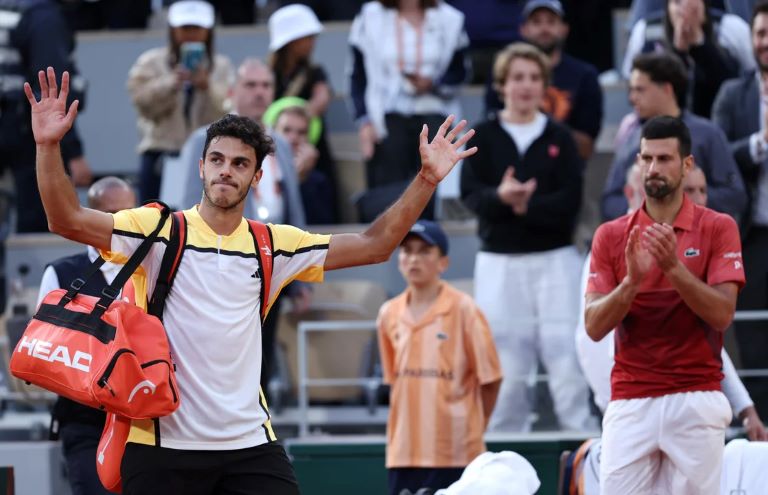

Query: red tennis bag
left=9, top=204, right=181, bottom=419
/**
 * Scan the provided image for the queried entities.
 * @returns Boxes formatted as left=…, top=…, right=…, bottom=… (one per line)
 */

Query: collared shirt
left=36, top=246, right=122, bottom=307
left=101, top=206, right=330, bottom=450
left=377, top=282, right=501, bottom=468
left=587, top=196, right=745, bottom=400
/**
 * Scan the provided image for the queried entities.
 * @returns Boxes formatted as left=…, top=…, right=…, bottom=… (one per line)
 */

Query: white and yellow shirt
left=102, top=206, right=330, bottom=450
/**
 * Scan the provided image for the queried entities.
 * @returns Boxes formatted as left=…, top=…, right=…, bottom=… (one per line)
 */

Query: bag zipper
left=97, top=348, right=136, bottom=396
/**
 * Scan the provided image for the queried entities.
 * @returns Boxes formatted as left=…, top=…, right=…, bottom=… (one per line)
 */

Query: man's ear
left=198, top=158, right=204, bottom=179
left=438, top=254, right=450, bottom=274
left=683, top=154, right=695, bottom=176
left=251, top=168, right=263, bottom=189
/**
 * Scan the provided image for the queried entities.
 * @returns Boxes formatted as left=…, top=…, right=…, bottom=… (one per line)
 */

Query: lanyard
left=396, top=14, right=423, bottom=76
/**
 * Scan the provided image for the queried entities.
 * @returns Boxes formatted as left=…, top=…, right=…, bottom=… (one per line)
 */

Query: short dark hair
left=641, top=115, right=692, bottom=158
left=753, top=0, right=768, bottom=27
left=631, top=52, right=688, bottom=108
left=202, top=114, right=275, bottom=171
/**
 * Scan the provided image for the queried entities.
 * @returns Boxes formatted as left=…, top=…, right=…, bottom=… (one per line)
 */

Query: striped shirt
left=377, top=282, right=502, bottom=468
left=101, top=206, right=329, bottom=450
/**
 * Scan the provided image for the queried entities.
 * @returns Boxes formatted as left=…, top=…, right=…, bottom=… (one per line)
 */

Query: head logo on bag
left=16, top=336, right=92, bottom=372
left=127, top=379, right=157, bottom=403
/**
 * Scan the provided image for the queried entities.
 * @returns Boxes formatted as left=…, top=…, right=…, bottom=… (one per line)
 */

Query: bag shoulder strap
left=147, top=211, right=187, bottom=320
left=65, top=202, right=172, bottom=317
left=247, top=220, right=273, bottom=323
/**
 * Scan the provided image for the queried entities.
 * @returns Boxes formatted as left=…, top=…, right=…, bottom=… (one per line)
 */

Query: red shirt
left=587, top=196, right=745, bottom=400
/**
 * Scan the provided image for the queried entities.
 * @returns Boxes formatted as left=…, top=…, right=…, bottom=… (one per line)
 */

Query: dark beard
left=644, top=179, right=674, bottom=199
left=202, top=181, right=249, bottom=211
left=529, top=38, right=563, bottom=56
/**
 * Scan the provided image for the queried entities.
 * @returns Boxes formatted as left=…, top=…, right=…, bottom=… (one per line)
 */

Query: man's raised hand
left=23, top=67, right=79, bottom=146
left=418, top=115, right=477, bottom=185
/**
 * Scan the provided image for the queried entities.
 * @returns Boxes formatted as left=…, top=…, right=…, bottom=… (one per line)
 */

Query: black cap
left=403, top=220, right=449, bottom=255
left=522, top=0, right=565, bottom=19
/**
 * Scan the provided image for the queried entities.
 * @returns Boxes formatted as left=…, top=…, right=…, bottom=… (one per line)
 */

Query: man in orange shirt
left=377, top=220, right=502, bottom=495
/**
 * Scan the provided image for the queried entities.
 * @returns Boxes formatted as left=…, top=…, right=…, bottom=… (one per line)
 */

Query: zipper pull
left=98, top=378, right=116, bottom=397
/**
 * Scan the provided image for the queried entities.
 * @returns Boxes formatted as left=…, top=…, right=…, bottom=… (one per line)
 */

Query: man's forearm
left=36, top=143, right=81, bottom=233
left=585, top=278, right=639, bottom=341
left=665, top=261, right=736, bottom=331
left=361, top=173, right=437, bottom=261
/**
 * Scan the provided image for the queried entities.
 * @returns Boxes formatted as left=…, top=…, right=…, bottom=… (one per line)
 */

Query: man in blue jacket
left=601, top=52, right=745, bottom=221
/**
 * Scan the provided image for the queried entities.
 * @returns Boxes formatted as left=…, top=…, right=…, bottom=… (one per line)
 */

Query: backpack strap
left=147, top=211, right=187, bottom=320
left=85, top=202, right=172, bottom=318
left=246, top=220, right=273, bottom=323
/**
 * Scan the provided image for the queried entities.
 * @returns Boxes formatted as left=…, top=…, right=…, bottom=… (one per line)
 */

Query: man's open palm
left=418, top=115, right=477, bottom=184
left=24, top=67, right=79, bottom=146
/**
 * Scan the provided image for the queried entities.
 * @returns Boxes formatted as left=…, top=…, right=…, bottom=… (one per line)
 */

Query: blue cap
left=522, top=0, right=564, bottom=19
left=404, top=220, right=449, bottom=255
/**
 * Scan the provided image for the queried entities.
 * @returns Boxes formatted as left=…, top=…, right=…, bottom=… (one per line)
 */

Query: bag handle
left=90, top=202, right=172, bottom=317
left=247, top=220, right=273, bottom=323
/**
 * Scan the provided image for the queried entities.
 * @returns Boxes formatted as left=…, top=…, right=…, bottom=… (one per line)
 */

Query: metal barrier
left=294, top=310, right=768, bottom=437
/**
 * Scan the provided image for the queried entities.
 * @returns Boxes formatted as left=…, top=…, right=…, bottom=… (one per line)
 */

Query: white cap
left=268, top=4, right=323, bottom=52
left=435, top=451, right=541, bottom=495
left=168, top=0, right=215, bottom=29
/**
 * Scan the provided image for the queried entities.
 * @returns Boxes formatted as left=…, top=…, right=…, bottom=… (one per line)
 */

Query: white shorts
left=600, top=390, right=732, bottom=495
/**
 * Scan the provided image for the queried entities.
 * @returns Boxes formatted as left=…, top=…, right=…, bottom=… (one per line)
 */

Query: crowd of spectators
left=5, top=0, right=768, bottom=448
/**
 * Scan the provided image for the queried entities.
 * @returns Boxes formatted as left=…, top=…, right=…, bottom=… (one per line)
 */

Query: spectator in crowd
left=622, top=0, right=752, bottom=118
left=602, top=52, right=745, bottom=220
left=627, top=0, right=755, bottom=25
left=36, top=177, right=136, bottom=495
left=485, top=0, right=603, bottom=160
left=127, top=0, right=232, bottom=202
left=446, top=0, right=524, bottom=84
left=0, top=0, right=91, bottom=232
left=377, top=220, right=502, bottom=495
left=586, top=116, right=744, bottom=494
left=268, top=4, right=338, bottom=223
left=60, top=0, right=152, bottom=30
left=577, top=163, right=767, bottom=441
left=348, top=0, right=469, bottom=221
left=266, top=100, right=336, bottom=225
left=178, top=58, right=307, bottom=397
left=712, top=0, right=768, bottom=418
left=461, top=43, right=595, bottom=433
left=280, top=0, right=366, bottom=21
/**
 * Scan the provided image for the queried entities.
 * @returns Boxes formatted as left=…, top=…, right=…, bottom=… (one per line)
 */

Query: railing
left=1, top=309, right=767, bottom=432
left=294, top=310, right=768, bottom=437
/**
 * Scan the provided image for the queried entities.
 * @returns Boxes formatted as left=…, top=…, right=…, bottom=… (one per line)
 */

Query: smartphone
left=180, top=42, right=206, bottom=72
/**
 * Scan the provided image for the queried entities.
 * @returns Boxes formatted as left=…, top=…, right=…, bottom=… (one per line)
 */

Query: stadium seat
left=277, top=280, right=388, bottom=403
